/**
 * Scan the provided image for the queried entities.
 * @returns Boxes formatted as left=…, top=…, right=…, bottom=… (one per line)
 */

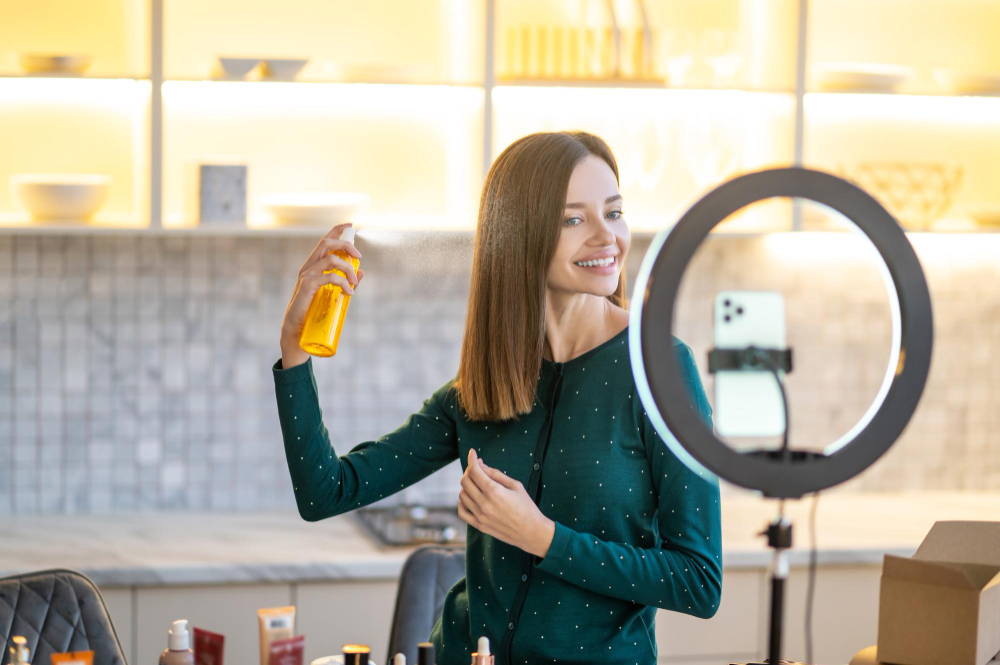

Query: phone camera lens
left=723, top=299, right=731, bottom=307
left=723, top=314, right=731, bottom=323
left=736, top=307, right=743, bottom=315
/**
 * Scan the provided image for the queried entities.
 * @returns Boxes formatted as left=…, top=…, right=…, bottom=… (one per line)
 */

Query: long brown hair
left=454, top=131, right=628, bottom=422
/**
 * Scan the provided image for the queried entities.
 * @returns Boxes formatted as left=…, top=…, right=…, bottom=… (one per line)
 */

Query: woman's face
left=547, top=154, right=630, bottom=299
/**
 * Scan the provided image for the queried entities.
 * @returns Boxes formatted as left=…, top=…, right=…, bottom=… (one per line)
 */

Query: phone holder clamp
left=707, top=347, right=793, bottom=374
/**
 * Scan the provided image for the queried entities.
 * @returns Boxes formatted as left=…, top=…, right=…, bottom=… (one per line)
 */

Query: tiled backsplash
left=1, top=230, right=998, bottom=514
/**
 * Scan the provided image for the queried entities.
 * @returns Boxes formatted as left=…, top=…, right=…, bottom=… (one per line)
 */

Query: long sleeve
left=532, top=341, right=723, bottom=619
left=273, top=356, right=459, bottom=522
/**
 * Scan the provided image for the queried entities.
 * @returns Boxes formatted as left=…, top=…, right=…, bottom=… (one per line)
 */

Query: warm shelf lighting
left=804, top=92, right=1000, bottom=124
left=161, top=80, right=481, bottom=112
left=0, top=77, right=148, bottom=105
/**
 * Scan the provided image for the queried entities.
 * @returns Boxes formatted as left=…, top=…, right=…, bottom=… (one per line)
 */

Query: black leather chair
left=386, top=545, right=465, bottom=664
left=0, top=569, right=127, bottom=665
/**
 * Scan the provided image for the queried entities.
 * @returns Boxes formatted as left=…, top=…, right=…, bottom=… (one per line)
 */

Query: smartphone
left=713, top=290, right=787, bottom=438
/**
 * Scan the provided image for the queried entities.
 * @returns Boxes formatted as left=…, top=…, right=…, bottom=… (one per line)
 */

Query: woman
left=273, top=131, right=722, bottom=665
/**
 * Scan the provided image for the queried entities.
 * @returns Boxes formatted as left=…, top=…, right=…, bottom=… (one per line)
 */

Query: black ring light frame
left=628, top=167, right=934, bottom=500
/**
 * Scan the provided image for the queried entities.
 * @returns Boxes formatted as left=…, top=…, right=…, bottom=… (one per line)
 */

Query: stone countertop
left=2, top=491, right=999, bottom=587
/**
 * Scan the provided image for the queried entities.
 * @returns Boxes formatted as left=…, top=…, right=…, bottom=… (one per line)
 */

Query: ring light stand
left=628, top=167, right=934, bottom=665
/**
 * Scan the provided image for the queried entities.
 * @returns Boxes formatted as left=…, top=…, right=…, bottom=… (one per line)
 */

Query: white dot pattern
left=272, top=333, right=721, bottom=661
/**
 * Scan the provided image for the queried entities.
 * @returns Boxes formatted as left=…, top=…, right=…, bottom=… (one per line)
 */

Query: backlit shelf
left=163, top=76, right=483, bottom=88
left=806, top=88, right=1000, bottom=100
left=0, top=74, right=149, bottom=82
left=496, top=78, right=794, bottom=95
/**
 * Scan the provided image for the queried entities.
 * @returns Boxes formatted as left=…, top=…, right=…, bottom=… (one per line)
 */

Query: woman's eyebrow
left=565, top=194, right=623, bottom=210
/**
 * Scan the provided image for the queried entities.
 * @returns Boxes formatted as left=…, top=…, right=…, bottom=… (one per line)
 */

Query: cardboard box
left=877, top=520, right=1000, bottom=665
left=850, top=645, right=1000, bottom=665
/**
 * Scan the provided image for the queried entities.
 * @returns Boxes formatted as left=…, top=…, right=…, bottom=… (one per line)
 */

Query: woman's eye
left=608, top=210, right=623, bottom=220
left=565, top=217, right=582, bottom=226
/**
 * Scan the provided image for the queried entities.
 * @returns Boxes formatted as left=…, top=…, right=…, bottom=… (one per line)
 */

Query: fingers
left=479, top=462, right=520, bottom=491
left=457, top=498, right=479, bottom=529
left=459, top=470, right=485, bottom=506
left=307, top=252, right=359, bottom=285
left=303, top=270, right=354, bottom=296
left=467, top=449, right=498, bottom=492
left=299, top=226, right=362, bottom=276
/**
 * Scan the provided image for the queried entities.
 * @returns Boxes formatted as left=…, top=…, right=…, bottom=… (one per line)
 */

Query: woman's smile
left=573, top=254, right=618, bottom=275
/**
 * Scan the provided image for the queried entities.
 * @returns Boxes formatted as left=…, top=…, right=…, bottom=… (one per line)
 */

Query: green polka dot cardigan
left=273, top=327, right=722, bottom=665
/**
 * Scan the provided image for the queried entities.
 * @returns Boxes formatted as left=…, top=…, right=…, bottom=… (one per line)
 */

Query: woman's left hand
left=458, top=448, right=555, bottom=559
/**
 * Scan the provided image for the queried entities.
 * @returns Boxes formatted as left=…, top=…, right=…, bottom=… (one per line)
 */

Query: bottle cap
left=9, top=636, right=29, bottom=665
left=417, top=642, right=435, bottom=665
left=340, top=226, right=356, bottom=244
left=392, top=654, right=406, bottom=665
left=168, top=619, right=190, bottom=650
left=477, top=637, right=490, bottom=656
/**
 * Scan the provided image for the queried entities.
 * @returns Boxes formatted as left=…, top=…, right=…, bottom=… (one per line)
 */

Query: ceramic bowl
left=931, top=68, right=1000, bottom=95
left=260, top=192, right=370, bottom=226
left=814, top=63, right=914, bottom=92
left=11, top=174, right=111, bottom=221
left=217, top=57, right=261, bottom=79
left=19, top=53, right=93, bottom=75
left=262, top=58, right=309, bottom=80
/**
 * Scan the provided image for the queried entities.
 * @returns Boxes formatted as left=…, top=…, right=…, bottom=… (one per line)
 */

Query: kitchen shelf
left=495, top=78, right=794, bottom=94
left=162, top=77, right=483, bottom=88
left=0, top=74, right=150, bottom=81
left=1, top=0, right=998, bottom=237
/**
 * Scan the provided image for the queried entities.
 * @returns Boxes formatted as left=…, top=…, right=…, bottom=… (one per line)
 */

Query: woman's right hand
left=279, top=223, right=364, bottom=358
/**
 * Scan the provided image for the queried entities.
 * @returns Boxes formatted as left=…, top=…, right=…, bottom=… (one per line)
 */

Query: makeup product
left=470, top=637, right=493, bottom=665
left=392, top=654, right=406, bottom=665
left=298, top=226, right=359, bottom=357
left=160, top=620, right=195, bottom=665
left=198, top=164, right=247, bottom=226
left=417, top=642, right=434, bottom=665
left=50, top=651, right=94, bottom=665
left=9, top=637, right=29, bottom=665
left=193, top=627, right=225, bottom=665
left=268, top=635, right=304, bottom=665
left=259, top=606, right=296, bottom=665
left=342, top=644, right=370, bottom=665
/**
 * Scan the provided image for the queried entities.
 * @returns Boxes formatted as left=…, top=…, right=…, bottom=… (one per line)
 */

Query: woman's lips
left=573, top=255, right=617, bottom=275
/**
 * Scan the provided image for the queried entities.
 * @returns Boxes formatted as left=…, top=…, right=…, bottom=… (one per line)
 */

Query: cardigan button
left=533, top=463, right=540, bottom=471
left=521, top=574, right=527, bottom=582
left=508, top=622, right=515, bottom=630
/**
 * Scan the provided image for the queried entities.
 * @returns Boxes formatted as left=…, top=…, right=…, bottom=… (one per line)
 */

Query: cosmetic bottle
left=299, top=226, right=359, bottom=357
left=417, top=642, right=435, bottom=665
left=470, top=637, right=493, bottom=665
left=8, top=636, right=29, bottom=665
left=159, top=620, right=195, bottom=665
left=342, top=644, right=369, bottom=665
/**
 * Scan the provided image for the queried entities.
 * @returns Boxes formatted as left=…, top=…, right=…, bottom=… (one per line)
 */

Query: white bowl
left=19, top=53, right=93, bottom=76
left=932, top=68, right=1000, bottom=95
left=262, top=58, right=309, bottom=80
left=260, top=192, right=370, bottom=226
left=814, top=63, right=914, bottom=92
left=963, top=204, right=1000, bottom=227
left=11, top=174, right=111, bottom=221
left=217, top=57, right=261, bottom=79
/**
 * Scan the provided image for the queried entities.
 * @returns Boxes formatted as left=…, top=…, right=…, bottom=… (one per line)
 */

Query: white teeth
left=575, top=256, right=615, bottom=268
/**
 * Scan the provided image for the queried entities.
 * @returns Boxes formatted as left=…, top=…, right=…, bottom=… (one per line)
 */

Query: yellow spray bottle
left=299, top=226, right=358, bottom=357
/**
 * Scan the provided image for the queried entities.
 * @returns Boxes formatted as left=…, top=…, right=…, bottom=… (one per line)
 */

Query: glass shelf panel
left=493, top=86, right=796, bottom=233
left=164, top=0, right=484, bottom=85
left=808, top=0, right=1000, bottom=96
left=0, top=0, right=148, bottom=78
left=495, top=0, right=798, bottom=93
left=0, top=77, right=150, bottom=224
left=162, top=81, right=484, bottom=230
left=803, top=93, right=1000, bottom=233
